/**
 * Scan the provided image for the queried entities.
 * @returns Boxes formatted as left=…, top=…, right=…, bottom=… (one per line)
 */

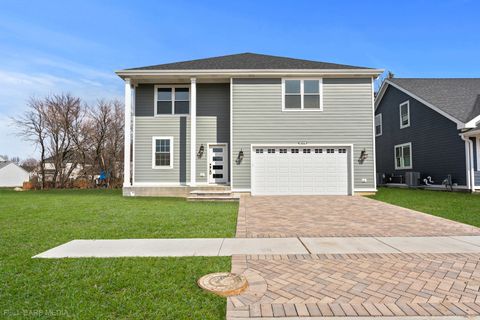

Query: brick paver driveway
left=229, top=195, right=480, bottom=318
left=236, top=195, right=480, bottom=237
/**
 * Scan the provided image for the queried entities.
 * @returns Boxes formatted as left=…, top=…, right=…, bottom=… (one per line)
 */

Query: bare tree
left=14, top=95, right=123, bottom=189
left=43, top=94, right=83, bottom=188
left=20, top=158, right=38, bottom=172
left=13, top=98, right=48, bottom=188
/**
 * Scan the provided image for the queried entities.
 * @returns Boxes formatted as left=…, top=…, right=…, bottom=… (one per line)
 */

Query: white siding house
left=0, top=161, right=30, bottom=187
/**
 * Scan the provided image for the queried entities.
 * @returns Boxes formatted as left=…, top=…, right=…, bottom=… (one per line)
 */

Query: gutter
left=115, top=68, right=384, bottom=79
left=460, top=133, right=475, bottom=192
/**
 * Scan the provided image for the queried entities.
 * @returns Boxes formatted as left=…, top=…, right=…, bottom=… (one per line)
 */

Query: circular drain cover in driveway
left=198, top=272, right=248, bottom=296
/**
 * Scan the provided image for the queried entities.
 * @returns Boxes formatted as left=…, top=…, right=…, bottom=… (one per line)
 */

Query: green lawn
left=0, top=189, right=238, bottom=319
left=369, top=187, right=480, bottom=227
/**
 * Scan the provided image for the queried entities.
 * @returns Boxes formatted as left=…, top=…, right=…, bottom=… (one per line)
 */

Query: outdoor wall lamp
left=359, top=149, right=368, bottom=162
left=197, top=144, right=204, bottom=158
left=236, top=149, right=244, bottom=164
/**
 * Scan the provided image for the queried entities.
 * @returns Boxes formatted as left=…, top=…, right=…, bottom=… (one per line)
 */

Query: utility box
left=405, top=172, right=420, bottom=186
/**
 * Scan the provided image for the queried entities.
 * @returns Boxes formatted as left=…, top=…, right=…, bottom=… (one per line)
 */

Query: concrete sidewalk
left=34, top=236, right=480, bottom=258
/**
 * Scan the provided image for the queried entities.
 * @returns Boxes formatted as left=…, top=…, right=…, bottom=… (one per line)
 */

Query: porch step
left=187, top=189, right=239, bottom=201
left=187, top=195, right=240, bottom=202
left=190, top=190, right=232, bottom=195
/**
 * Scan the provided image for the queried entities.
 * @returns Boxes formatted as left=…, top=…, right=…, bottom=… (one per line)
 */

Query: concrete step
left=190, top=190, right=232, bottom=195
left=187, top=195, right=240, bottom=202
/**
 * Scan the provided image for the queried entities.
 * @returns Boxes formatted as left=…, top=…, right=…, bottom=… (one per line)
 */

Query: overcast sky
left=1, top=0, right=479, bottom=159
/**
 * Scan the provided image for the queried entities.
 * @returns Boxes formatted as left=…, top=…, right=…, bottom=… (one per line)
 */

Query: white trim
left=465, top=116, right=480, bottom=128
left=371, top=78, right=377, bottom=191
left=394, top=142, right=413, bottom=170
left=132, top=84, right=136, bottom=185
left=477, top=137, right=480, bottom=171
left=399, top=100, right=410, bottom=129
left=375, top=113, right=382, bottom=137
left=123, top=78, right=132, bottom=187
left=230, top=77, right=233, bottom=186
left=207, top=143, right=229, bottom=184
left=460, top=134, right=474, bottom=191
left=153, top=84, right=191, bottom=116
left=281, top=78, right=323, bottom=111
left=250, top=143, right=355, bottom=196
left=378, top=80, right=468, bottom=129
left=190, top=78, right=196, bottom=186
left=116, top=68, right=384, bottom=78
left=152, top=136, right=174, bottom=169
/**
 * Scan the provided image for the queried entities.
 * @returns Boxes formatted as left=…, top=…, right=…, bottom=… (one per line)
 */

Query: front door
left=208, top=144, right=228, bottom=184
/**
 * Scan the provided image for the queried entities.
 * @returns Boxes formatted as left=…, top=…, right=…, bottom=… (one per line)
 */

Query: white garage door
left=251, top=146, right=351, bottom=195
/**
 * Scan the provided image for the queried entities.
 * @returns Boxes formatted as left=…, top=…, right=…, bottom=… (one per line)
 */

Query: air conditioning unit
left=376, top=173, right=385, bottom=186
left=405, top=172, right=420, bottom=186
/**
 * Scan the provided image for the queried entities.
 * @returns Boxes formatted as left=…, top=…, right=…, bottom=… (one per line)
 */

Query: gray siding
left=133, top=83, right=229, bottom=184
left=231, top=78, right=375, bottom=190
left=375, top=85, right=467, bottom=185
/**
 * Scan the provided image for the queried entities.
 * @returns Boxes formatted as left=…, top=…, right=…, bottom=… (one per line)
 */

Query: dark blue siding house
left=375, top=78, right=480, bottom=191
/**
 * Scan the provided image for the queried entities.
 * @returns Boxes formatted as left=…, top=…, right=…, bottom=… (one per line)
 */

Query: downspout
left=460, top=133, right=475, bottom=192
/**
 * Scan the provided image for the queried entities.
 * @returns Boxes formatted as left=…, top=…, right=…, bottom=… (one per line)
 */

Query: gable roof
left=123, top=53, right=373, bottom=71
left=0, top=161, right=30, bottom=174
left=0, top=161, right=10, bottom=170
left=376, top=78, right=480, bottom=128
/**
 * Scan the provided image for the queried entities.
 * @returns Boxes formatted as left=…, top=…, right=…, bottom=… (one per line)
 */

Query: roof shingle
left=388, top=78, right=480, bottom=123
left=125, top=52, right=372, bottom=71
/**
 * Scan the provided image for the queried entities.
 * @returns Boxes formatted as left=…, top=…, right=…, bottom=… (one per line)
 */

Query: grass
left=0, top=189, right=238, bottom=319
left=369, top=187, right=480, bottom=227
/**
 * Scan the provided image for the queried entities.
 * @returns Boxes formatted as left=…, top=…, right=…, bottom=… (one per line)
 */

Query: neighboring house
left=0, top=158, right=30, bottom=187
left=375, top=78, right=480, bottom=191
left=116, top=53, right=382, bottom=196
left=42, top=155, right=83, bottom=181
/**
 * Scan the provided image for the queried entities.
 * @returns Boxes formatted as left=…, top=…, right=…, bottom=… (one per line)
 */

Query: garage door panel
left=252, top=146, right=351, bottom=196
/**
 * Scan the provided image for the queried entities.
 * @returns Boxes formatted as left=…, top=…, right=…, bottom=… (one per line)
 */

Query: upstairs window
left=155, top=86, right=190, bottom=115
left=394, top=142, right=412, bottom=169
left=283, top=79, right=323, bottom=111
left=375, top=114, right=383, bottom=136
left=399, top=101, right=410, bottom=128
left=152, top=136, right=173, bottom=169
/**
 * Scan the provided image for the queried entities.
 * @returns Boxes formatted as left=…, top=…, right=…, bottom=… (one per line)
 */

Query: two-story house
left=116, top=53, right=382, bottom=197
left=375, top=78, right=480, bottom=191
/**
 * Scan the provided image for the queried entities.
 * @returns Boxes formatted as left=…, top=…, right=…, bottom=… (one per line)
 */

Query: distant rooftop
left=125, top=52, right=373, bottom=71
left=388, top=78, right=480, bottom=123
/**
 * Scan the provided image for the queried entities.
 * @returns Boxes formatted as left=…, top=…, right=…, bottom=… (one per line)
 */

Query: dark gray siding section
left=133, top=83, right=230, bottom=184
left=232, top=77, right=375, bottom=190
left=135, top=84, right=155, bottom=117
left=196, top=84, right=230, bottom=182
left=375, top=85, right=467, bottom=185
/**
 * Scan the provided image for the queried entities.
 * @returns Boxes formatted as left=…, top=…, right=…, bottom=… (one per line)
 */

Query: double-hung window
left=399, top=101, right=410, bottom=128
left=375, top=114, right=383, bottom=136
left=152, top=136, right=173, bottom=169
left=155, top=86, right=190, bottom=115
left=394, top=142, right=412, bottom=169
left=283, top=79, right=323, bottom=111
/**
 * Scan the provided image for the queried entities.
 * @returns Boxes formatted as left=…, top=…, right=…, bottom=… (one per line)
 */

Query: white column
left=190, top=77, right=197, bottom=186
left=123, top=78, right=132, bottom=187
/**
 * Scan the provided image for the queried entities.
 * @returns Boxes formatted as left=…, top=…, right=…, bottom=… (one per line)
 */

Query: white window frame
left=375, top=113, right=383, bottom=136
left=399, top=100, right=410, bottom=129
left=154, top=85, right=190, bottom=116
left=394, top=142, right=412, bottom=170
left=282, top=78, right=323, bottom=111
left=152, top=136, right=174, bottom=169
